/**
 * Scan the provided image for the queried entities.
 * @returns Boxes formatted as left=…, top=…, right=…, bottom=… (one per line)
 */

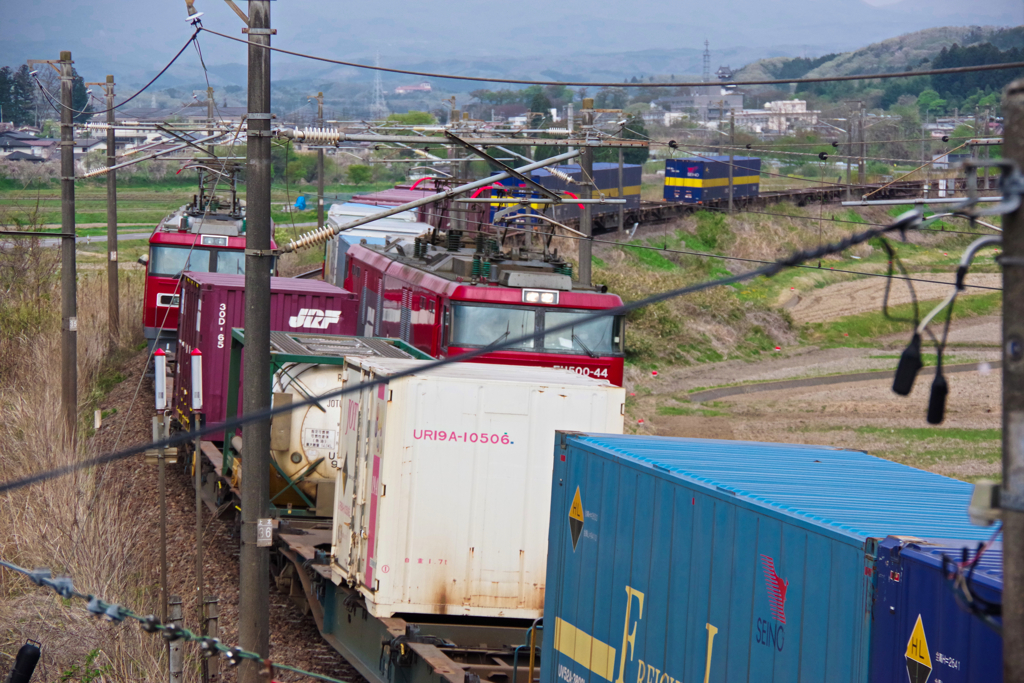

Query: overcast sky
left=2, top=0, right=1020, bottom=86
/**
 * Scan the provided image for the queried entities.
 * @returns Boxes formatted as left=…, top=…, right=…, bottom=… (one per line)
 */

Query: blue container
left=871, top=536, right=1002, bottom=683
left=664, top=157, right=761, bottom=203
left=541, top=435, right=992, bottom=683
left=496, top=163, right=642, bottom=222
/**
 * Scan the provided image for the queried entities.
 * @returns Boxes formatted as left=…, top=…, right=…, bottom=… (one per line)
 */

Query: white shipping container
left=329, top=358, right=625, bottom=619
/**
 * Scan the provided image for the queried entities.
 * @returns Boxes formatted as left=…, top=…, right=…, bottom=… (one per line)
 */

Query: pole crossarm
left=279, top=128, right=648, bottom=148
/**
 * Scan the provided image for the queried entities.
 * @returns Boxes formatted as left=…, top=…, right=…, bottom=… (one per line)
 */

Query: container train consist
left=497, top=162, right=642, bottom=223
left=150, top=166, right=999, bottom=683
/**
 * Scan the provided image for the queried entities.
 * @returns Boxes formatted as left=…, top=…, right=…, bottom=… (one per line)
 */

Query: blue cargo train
left=871, top=537, right=1002, bottom=683
left=541, top=434, right=995, bottom=683
left=664, top=156, right=761, bottom=203
left=497, top=162, right=642, bottom=223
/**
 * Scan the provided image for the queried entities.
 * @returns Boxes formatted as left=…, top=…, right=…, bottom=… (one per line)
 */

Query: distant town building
left=394, top=83, right=432, bottom=95
left=735, top=100, right=820, bottom=135
left=651, top=90, right=744, bottom=121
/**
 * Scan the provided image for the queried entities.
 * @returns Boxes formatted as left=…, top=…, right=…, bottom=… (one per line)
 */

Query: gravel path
left=786, top=272, right=1001, bottom=323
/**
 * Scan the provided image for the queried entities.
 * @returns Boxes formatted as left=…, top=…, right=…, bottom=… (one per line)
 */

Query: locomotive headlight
left=523, top=289, right=558, bottom=305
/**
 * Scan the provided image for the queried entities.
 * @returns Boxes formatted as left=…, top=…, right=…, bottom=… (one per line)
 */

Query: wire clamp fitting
left=244, top=249, right=275, bottom=257
left=247, top=113, right=273, bottom=120
left=958, top=160, right=1024, bottom=217
left=242, top=28, right=277, bottom=35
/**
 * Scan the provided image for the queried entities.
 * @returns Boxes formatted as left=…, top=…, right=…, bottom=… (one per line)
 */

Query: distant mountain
left=734, top=25, right=1024, bottom=86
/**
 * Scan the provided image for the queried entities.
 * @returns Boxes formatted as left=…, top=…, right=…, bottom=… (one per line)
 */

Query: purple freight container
left=174, top=272, right=358, bottom=439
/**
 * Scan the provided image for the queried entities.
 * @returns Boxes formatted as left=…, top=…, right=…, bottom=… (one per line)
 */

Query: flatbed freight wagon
left=541, top=434, right=992, bottom=683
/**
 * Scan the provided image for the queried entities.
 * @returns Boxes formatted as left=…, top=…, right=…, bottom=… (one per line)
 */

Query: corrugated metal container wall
left=664, top=157, right=761, bottom=203
left=871, top=537, right=1002, bottom=683
left=329, top=359, right=625, bottom=620
left=175, top=272, right=358, bottom=438
left=541, top=435, right=992, bottom=683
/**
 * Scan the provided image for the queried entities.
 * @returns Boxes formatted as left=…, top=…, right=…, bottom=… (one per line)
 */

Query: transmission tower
left=370, top=53, right=390, bottom=121
left=702, top=39, right=711, bottom=83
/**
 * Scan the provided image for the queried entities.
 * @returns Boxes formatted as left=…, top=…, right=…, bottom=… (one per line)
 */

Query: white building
left=735, top=100, right=820, bottom=135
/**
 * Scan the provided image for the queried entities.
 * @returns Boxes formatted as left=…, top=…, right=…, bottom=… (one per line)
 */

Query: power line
left=30, top=30, right=199, bottom=117
left=0, top=210, right=944, bottom=496
left=198, top=27, right=1024, bottom=89
left=0, top=559, right=347, bottom=683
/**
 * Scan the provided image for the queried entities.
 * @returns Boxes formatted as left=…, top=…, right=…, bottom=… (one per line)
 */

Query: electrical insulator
left=546, top=167, right=579, bottom=185
left=154, top=348, right=167, bottom=411
left=191, top=348, right=203, bottom=412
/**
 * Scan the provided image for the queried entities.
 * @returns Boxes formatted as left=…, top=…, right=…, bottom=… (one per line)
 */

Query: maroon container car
left=174, top=272, right=358, bottom=439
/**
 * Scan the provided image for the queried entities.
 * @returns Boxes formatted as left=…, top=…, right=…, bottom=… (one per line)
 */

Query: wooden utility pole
left=60, top=52, right=78, bottom=447
left=1001, top=78, right=1024, bottom=683
left=240, top=2, right=273, bottom=682
left=578, top=98, right=594, bottom=288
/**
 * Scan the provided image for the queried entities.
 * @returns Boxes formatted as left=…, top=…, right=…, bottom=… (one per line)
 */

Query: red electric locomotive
left=342, top=235, right=625, bottom=385
left=139, top=164, right=276, bottom=352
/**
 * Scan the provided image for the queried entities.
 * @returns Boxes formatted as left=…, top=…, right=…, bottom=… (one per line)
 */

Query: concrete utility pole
left=858, top=104, right=866, bottom=184
left=578, top=98, right=594, bottom=288
left=105, top=76, right=118, bottom=347
left=314, top=91, right=325, bottom=229
left=728, top=109, right=735, bottom=213
left=240, top=2, right=272, bottom=682
left=60, top=52, right=78, bottom=447
left=207, top=86, right=216, bottom=157
left=1001, top=78, right=1024, bottom=683
left=88, top=74, right=118, bottom=347
left=617, top=147, right=624, bottom=233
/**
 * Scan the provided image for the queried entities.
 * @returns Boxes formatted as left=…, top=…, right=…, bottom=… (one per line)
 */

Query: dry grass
left=0, top=237, right=161, bottom=681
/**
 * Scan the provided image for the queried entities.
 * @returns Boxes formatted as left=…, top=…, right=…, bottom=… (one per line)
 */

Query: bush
left=347, top=165, right=372, bottom=184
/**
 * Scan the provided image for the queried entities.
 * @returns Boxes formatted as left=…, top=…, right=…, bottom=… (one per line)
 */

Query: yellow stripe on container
left=665, top=175, right=759, bottom=188
left=596, top=185, right=641, bottom=198
left=554, top=617, right=617, bottom=682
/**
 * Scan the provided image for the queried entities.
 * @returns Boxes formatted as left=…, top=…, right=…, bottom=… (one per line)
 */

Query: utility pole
left=314, top=91, right=325, bottom=229
left=105, top=76, right=118, bottom=347
left=87, top=74, right=118, bottom=347
left=578, top=98, right=594, bottom=288
left=858, top=104, right=866, bottom=185
left=617, top=147, right=624, bottom=233
left=727, top=109, right=735, bottom=213
left=207, top=85, right=216, bottom=157
left=60, top=52, right=78, bottom=447
left=845, top=123, right=853, bottom=201
left=1001, top=78, right=1024, bottom=683
left=240, top=2, right=272, bottom=682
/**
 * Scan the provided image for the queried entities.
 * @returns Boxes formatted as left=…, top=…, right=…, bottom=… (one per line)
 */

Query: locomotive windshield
left=450, top=304, right=623, bottom=355
left=150, top=246, right=212, bottom=277
left=149, top=245, right=274, bottom=277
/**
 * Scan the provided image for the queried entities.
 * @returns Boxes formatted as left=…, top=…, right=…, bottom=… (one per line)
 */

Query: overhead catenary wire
left=0, top=209, right=950, bottom=497
left=197, top=27, right=1024, bottom=89
left=30, top=30, right=200, bottom=117
left=0, top=558, right=347, bottom=683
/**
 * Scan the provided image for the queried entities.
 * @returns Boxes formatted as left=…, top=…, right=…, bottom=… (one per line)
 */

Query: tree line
left=0, top=64, right=93, bottom=128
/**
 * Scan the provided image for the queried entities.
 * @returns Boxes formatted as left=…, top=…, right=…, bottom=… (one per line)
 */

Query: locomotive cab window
left=149, top=246, right=212, bottom=277
left=542, top=311, right=623, bottom=356
left=451, top=304, right=536, bottom=349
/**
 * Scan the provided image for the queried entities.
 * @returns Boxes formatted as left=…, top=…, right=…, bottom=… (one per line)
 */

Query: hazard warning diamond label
left=569, top=486, right=584, bottom=551
left=905, top=614, right=932, bottom=683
